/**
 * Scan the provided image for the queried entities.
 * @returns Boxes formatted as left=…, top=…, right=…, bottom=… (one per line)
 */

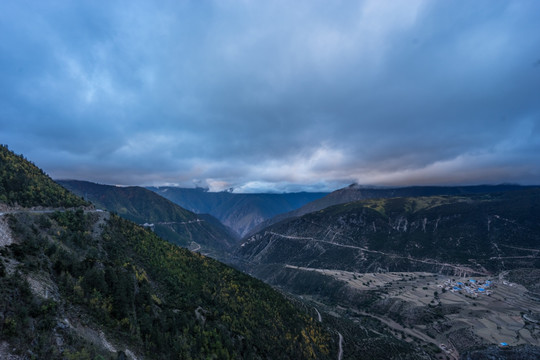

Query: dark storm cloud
left=1, top=0, right=539, bottom=192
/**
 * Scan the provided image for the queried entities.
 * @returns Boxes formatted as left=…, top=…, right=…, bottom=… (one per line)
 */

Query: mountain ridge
left=249, top=184, right=537, bottom=236
left=238, top=189, right=540, bottom=275
left=235, top=189, right=540, bottom=358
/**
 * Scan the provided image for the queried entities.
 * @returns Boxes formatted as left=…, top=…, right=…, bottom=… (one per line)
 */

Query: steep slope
left=0, top=146, right=335, bottom=359
left=251, top=184, right=534, bottom=235
left=0, top=145, right=87, bottom=208
left=1, top=210, right=336, bottom=359
left=57, top=180, right=238, bottom=256
left=148, top=187, right=328, bottom=237
left=239, top=190, right=540, bottom=276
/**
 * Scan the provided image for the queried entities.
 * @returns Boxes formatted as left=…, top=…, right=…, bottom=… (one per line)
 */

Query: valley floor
left=286, top=266, right=540, bottom=359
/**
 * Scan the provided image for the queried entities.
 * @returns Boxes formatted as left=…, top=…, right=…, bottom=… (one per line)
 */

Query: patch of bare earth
left=0, top=341, right=22, bottom=360
left=26, top=274, right=60, bottom=301
left=0, top=214, right=14, bottom=247
left=66, top=317, right=142, bottom=360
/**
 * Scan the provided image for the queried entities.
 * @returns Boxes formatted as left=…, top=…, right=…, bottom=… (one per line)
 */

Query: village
left=439, top=278, right=495, bottom=297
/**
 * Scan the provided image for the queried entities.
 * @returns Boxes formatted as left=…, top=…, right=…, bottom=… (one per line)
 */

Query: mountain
left=237, top=190, right=540, bottom=358
left=250, top=184, right=535, bottom=235
left=0, top=146, right=335, bottom=359
left=239, top=190, right=540, bottom=275
left=57, top=180, right=238, bottom=257
left=6, top=145, right=538, bottom=358
left=148, top=186, right=328, bottom=237
left=0, top=144, right=88, bottom=208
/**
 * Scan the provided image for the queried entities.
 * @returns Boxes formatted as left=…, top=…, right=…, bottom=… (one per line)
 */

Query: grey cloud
left=1, top=0, right=539, bottom=191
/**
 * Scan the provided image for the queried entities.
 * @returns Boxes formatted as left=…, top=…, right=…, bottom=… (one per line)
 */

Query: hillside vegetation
left=238, top=191, right=540, bottom=359
left=1, top=211, right=333, bottom=359
left=0, top=145, right=87, bottom=208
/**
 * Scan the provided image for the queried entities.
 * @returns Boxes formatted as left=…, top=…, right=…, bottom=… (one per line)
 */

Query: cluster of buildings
left=439, top=278, right=493, bottom=297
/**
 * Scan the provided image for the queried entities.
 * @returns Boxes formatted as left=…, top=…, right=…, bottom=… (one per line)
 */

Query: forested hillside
left=237, top=190, right=540, bottom=359
left=1, top=211, right=333, bottom=359
left=0, top=145, right=87, bottom=208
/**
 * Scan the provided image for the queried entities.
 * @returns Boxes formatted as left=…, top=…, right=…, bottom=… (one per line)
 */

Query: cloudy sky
left=1, top=0, right=539, bottom=192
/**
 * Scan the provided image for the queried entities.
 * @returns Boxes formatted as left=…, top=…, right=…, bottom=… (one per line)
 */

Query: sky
left=1, top=0, right=540, bottom=193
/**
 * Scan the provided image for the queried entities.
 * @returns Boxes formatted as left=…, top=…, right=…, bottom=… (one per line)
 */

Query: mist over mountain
left=4, top=1, right=540, bottom=190
left=148, top=186, right=328, bottom=237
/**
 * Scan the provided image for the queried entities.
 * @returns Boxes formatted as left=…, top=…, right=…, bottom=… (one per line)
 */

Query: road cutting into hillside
left=269, top=231, right=489, bottom=275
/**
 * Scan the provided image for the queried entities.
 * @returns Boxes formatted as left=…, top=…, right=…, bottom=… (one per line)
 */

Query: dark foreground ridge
left=1, top=211, right=333, bottom=359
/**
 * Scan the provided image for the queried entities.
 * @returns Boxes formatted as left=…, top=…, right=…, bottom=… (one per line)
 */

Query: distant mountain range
left=57, top=180, right=238, bottom=257
left=147, top=186, right=328, bottom=237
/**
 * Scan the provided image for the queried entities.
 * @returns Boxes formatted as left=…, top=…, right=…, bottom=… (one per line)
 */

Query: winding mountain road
left=314, top=307, right=322, bottom=322
left=311, top=305, right=341, bottom=359
left=337, top=332, right=344, bottom=360
left=190, top=241, right=202, bottom=252
left=0, top=208, right=104, bottom=217
left=267, top=231, right=490, bottom=276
